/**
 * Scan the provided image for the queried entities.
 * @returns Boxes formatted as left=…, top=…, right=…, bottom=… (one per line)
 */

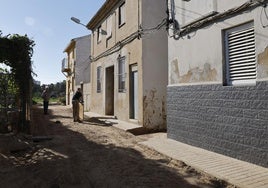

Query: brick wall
left=167, top=81, right=268, bottom=167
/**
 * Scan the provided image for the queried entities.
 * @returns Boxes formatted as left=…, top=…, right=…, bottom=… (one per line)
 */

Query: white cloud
left=24, top=16, right=36, bottom=26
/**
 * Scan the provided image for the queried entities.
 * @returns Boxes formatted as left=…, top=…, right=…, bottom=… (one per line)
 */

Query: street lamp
left=70, top=17, right=88, bottom=28
left=71, top=16, right=107, bottom=35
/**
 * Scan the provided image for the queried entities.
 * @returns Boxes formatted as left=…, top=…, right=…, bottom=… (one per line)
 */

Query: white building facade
left=62, top=35, right=91, bottom=111
left=167, top=0, right=268, bottom=167
left=87, top=0, right=168, bottom=129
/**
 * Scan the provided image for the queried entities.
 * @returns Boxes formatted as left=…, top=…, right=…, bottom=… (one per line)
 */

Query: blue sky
left=0, top=0, right=105, bottom=85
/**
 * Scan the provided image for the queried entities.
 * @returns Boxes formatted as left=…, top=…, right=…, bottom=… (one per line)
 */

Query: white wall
left=168, top=0, right=268, bottom=86
left=142, top=0, right=168, bottom=129
left=75, top=35, right=91, bottom=85
left=75, top=35, right=91, bottom=111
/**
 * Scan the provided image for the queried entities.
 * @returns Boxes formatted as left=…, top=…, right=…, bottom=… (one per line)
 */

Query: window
left=224, top=22, right=256, bottom=86
left=97, top=25, right=102, bottom=43
left=106, top=15, right=112, bottom=38
left=97, top=66, right=102, bottom=93
left=118, top=56, right=126, bottom=92
left=118, top=2, right=126, bottom=27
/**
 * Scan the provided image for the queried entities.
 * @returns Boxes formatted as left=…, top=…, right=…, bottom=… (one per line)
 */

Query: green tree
left=0, top=31, right=35, bottom=133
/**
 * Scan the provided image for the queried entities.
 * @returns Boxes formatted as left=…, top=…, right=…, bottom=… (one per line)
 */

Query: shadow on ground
left=0, top=105, right=230, bottom=188
left=127, top=127, right=167, bottom=136
left=83, top=116, right=114, bottom=127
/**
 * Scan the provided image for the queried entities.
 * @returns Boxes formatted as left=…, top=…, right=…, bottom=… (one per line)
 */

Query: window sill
left=118, top=22, right=125, bottom=29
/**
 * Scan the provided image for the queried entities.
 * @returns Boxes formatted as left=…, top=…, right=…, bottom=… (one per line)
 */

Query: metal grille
left=226, top=22, right=256, bottom=85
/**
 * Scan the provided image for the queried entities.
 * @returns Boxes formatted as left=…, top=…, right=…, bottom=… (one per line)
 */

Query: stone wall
left=167, top=81, right=268, bottom=167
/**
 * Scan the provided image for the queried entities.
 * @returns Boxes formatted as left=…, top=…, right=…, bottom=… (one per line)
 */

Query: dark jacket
left=72, top=91, right=82, bottom=101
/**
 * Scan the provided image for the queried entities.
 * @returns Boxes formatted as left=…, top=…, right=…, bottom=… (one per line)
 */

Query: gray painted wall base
left=167, top=81, right=268, bottom=168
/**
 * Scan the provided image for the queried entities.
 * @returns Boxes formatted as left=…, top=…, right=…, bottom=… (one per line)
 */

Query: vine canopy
left=0, top=31, right=35, bottom=133
left=0, top=31, right=35, bottom=82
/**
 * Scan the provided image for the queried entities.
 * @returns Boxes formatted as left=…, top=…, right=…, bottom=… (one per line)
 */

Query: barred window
left=118, top=56, right=126, bottom=92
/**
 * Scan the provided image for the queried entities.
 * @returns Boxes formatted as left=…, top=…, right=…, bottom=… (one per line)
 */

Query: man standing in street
left=72, top=88, right=83, bottom=122
left=41, top=86, right=50, bottom=115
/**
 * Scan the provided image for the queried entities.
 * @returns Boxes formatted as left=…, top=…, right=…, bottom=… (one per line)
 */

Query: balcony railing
left=61, top=58, right=71, bottom=73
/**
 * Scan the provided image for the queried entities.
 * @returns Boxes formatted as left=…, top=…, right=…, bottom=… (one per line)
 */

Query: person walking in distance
left=41, top=86, right=50, bottom=115
left=72, top=88, right=83, bottom=122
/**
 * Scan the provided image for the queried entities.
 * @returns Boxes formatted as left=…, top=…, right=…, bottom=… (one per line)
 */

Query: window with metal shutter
left=225, top=22, right=256, bottom=86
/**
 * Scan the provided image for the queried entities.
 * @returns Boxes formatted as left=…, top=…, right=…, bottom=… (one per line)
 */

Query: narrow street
left=0, top=104, right=233, bottom=188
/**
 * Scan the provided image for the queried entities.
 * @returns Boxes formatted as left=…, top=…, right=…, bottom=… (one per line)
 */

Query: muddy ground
left=0, top=105, right=235, bottom=188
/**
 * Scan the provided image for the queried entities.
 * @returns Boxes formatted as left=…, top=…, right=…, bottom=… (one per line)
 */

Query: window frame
left=118, top=56, right=126, bottom=93
left=118, top=2, right=126, bottom=28
left=106, top=15, right=113, bottom=39
left=97, top=25, right=102, bottom=43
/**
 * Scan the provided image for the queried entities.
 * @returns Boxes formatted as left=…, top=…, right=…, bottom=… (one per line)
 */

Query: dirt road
left=0, top=105, right=234, bottom=188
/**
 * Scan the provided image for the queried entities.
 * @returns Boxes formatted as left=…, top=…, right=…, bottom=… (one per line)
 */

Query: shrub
left=59, top=97, right=66, bottom=105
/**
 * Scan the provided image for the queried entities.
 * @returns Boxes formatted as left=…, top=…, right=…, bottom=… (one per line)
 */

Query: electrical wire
left=91, top=18, right=168, bottom=62
left=89, top=0, right=268, bottom=61
left=91, top=30, right=139, bottom=62
left=169, top=0, right=268, bottom=39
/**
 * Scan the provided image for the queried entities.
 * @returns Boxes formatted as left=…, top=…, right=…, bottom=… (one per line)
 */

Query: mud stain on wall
left=258, top=46, right=268, bottom=79
left=180, top=63, right=217, bottom=83
left=170, top=59, right=180, bottom=84
left=143, top=89, right=166, bottom=129
left=170, top=58, right=217, bottom=84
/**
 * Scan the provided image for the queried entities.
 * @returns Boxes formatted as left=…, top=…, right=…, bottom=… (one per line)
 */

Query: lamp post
left=70, top=16, right=94, bottom=60
left=71, top=17, right=107, bottom=35
left=70, top=17, right=88, bottom=29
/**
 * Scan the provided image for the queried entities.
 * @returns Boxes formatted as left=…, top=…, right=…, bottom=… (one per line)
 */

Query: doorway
left=130, top=65, right=138, bottom=119
left=105, top=66, right=114, bottom=115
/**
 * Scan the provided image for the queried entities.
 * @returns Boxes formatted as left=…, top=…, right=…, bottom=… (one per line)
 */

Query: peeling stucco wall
left=258, top=46, right=268, bottom=79
left=170, top=58, right=217, bottom=84
left=167, top=0, right=268, bottom=168
left=143, top=89, right=166, bottom=129
left=169, top=58, right=180, bottom=84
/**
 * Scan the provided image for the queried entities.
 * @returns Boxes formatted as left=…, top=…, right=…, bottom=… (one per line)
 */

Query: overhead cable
left=91, top=19, right=167, bottom=62
left=169, top=0, right=268, bottom=39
